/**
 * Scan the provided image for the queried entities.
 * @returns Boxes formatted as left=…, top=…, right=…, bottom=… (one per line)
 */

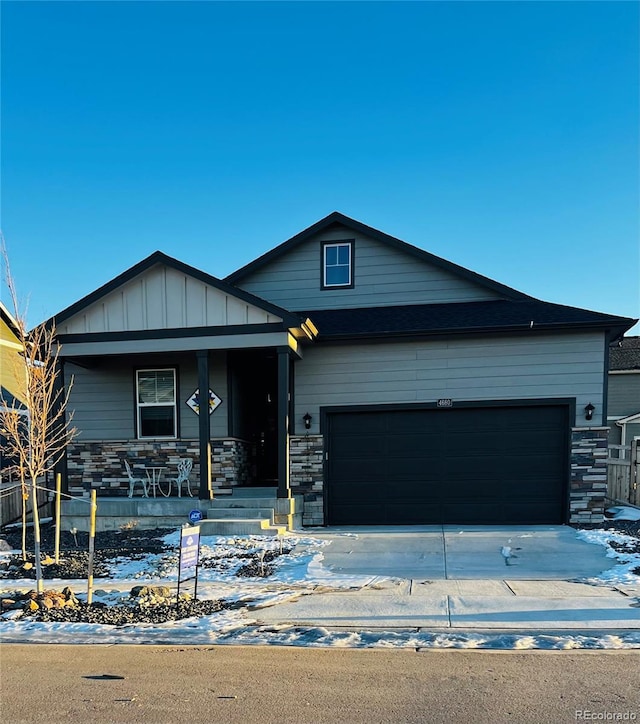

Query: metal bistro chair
left=124, top=459, right=148, bottom=498
left=170, top=458, right=194, bottom=497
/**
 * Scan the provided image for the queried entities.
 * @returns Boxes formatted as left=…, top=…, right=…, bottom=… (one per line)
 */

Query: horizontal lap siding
left=238, top=227, right=501, bottom=310
left=608, top=374, right=640, bottom=417
left=294, top=332, right=605, bottom=432
left=67, top=352, right=228, bottom=440
left=67, top=364, right=134, bottom=439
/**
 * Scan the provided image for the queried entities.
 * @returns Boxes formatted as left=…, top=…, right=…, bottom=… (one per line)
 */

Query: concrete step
left=60, top=515, right=191, bottom=532
left=199, top=518, right=287, bottom=537
left=208, top=497, right=280, bottom=510
left=274, top=512, right=303, bottom=530
left=208, top=495, right=303, bottom=515
left=205, top=507, right=275, bottom=522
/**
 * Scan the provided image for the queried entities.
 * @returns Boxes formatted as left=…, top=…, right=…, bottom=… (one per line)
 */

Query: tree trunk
left=30, top=477, right=44, bottom=595
left=21, top=482, right=27, bottom=561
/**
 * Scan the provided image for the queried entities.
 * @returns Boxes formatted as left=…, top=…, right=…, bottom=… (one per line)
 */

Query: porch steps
left=205, top=491, right=304, bottom=534
left=59, top=488, right=303, bottom=533
left=199, top=518, right=287, bottom=537
left=206, top=507, right=277, bottom=521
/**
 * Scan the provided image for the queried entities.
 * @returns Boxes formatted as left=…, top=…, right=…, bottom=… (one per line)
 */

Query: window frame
left=135, top=367, right=178, bottom=439
left=321, top=239, right=355, bottom=290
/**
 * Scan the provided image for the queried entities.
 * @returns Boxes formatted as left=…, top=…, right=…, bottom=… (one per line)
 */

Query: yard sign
left=177, top=525, right=201, bottom=602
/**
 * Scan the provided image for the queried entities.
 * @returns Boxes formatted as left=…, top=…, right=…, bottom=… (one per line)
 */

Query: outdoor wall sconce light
left=584, top=403, right=595, bottom=421
left=303, top=412, right=312, bottom=430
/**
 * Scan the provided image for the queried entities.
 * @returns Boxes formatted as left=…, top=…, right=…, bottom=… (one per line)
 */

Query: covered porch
left=51, top=252, right=318, bottom=529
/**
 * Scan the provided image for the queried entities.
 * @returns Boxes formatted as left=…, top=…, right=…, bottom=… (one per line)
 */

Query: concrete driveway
left=303, top=525, right=616, bottom=580
left=256, top=525, right=640, bottom=631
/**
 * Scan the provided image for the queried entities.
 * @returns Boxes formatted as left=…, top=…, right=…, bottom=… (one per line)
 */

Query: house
left=0, top=301, right=28, bottom=481
left=607, top=337, right=640, bottom=446
left=51, top=212, right=636, bottom=527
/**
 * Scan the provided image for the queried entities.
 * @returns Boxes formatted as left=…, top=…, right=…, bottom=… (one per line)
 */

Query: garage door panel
left=326, top=404, right=568, bottom=525
left=330, top=434, right=387, bottom=457
left=329, top=462, right=388, bottom=483
left=384, top=502, right=441, bottom=524
left=330, top=413, right=387, bottom=435
left=386, top=434, right=443, bottom=457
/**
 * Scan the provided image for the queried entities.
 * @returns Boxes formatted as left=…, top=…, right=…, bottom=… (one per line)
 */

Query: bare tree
left=0, top=240, right=78, bottom=594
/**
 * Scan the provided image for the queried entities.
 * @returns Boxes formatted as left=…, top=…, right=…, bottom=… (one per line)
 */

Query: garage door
left=326, top=404, right=569, bottom=525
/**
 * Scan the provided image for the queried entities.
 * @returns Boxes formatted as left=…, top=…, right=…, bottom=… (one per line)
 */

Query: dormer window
left=321, top=240, right=354, bottom=289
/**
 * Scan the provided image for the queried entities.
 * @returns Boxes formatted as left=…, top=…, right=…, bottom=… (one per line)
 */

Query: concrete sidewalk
left=256, top=525, right=640, bottom=631
left=256, top=578, right=640, bottom=630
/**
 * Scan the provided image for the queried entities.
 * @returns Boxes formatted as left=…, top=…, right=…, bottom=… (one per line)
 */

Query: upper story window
left=136, top=368, right=177, bottom=438
left=321, top=240, right=354, bottom=290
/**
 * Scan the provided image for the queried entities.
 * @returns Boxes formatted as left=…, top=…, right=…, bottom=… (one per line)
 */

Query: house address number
left=437, top=398, right=453, bottom=407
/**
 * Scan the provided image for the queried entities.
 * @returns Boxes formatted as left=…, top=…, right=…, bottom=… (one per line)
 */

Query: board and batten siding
left=66, top=352, right=229, bottom=441
left=57, top=264, right=282, bottom=335
left=237, top=226, right=502, bottom=311
left=294, top=332, right=606, bottom=433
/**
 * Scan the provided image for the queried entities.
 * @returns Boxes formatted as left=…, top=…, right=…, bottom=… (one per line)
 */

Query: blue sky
left=1, top=1, right=638, bottom=332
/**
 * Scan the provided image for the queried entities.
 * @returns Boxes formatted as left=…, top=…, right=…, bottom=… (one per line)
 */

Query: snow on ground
left=1, top=526, right=639, bottom=650
left=576, top=529, right=640, bottom=586
left=606, top=505, right=640, bottom=522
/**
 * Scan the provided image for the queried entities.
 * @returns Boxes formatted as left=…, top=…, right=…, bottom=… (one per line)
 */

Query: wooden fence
left=607, top=441, right=639, bottom=507
left=0, top=478, right=53, bottom=528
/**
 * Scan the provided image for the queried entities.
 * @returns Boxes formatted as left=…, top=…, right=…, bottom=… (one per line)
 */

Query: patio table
left=144, top=466, right=166, bottom=498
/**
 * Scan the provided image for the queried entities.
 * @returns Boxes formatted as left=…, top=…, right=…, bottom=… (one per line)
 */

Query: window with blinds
left=136, top=369, right=177, bottom=438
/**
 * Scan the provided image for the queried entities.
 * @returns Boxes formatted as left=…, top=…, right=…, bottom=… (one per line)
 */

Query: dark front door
left=230, top=351, right=278, bottom=485
left=326, top=404, right=569, bottom=525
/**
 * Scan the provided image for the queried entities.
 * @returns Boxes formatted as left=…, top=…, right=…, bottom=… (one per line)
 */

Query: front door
left=229, top=351, right=278, bottom=485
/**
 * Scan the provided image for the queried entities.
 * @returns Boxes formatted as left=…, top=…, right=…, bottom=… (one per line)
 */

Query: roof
left=0, top=301, right=23, bottom=339
left=49, top=251, right=304, bottom=331
left=615, top=411, right=640, bottom=425
left=225, top=211, right=532, bottom=301
left=610, top=336, right=640, bottom=371
left=0, top=387, right=28, bottom=412
left=304, top=300, right=637, bottom=341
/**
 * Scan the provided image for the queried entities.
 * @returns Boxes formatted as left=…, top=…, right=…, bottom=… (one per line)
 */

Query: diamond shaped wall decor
left=186, top=388, right=222, bottom=416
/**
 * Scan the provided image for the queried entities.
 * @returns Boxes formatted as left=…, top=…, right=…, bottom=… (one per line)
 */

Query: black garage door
left=326, top=404, right=569, bottom=525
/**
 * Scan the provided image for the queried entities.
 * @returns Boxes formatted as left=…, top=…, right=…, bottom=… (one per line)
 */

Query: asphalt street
left=1, top=644, right=639, bottom=724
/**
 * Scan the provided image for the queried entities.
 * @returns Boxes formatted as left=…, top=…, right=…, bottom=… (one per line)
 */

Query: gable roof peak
left=49, top=249, right=302, bottom=329
left=225, top=213, right=533, bottom=301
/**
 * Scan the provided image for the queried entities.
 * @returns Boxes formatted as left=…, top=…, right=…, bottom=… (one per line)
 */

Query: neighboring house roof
left=304, top=299, right=636, bottom=341
left=615, top=411, right=640, bottom=425
left=225, top=211, right=533, bottom=301
left=0, top=386, right=28, bottom=412
left=49, top=250, right=305, bottom=331
left=610, top=336, right=640, bottom=371
left=0, top=301, right=23, bottom=338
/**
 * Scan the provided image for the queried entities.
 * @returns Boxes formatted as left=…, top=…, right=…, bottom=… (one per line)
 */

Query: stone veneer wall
left=570, top=427, right=609, bottom=525
left=67, top=438, right=251, bottom=496
left=289, top=434, right=324, bottom=526
left=211, top=439, right=251, bottom=488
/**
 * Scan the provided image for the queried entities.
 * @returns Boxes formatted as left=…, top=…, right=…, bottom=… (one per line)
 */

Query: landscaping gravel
left=2, top=515, right=638, bottom=626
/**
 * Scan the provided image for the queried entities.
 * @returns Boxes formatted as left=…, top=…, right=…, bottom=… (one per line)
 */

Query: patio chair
left=124, top=460, right=148, bottom=498
left=170, top=458, right=194, bottom=497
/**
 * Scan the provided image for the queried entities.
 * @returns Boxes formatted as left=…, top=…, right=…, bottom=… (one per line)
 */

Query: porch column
left=196, top=350, right=212, bottom=499
left=277, top=348, right=291, bottom=499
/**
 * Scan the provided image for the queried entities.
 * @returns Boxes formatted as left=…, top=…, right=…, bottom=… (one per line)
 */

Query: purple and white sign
left=179, top=525, right=201, bottom=577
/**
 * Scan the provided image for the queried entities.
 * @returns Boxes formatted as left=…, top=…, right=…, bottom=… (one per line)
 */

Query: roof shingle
left=304, top=300, right=636, bottom=340
left=610, top=336, right=640, bottom=371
